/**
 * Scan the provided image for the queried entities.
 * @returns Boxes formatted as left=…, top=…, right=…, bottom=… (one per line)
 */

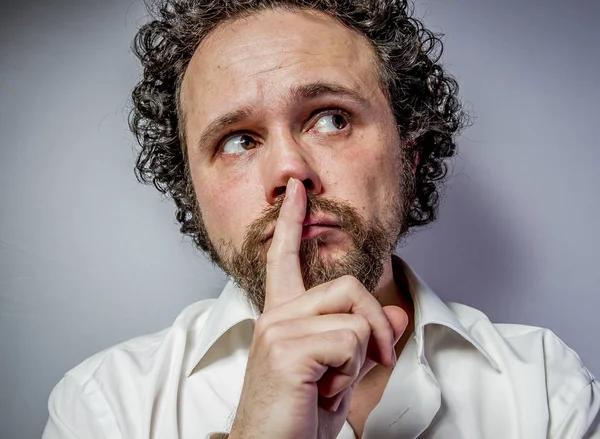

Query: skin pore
left=179, top=7, right=415, bottom=437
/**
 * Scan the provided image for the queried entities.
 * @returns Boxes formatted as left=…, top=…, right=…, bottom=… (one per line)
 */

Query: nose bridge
left=266, top=130, right=306, bottom=173
left=260, top=128, right=322, bottom=203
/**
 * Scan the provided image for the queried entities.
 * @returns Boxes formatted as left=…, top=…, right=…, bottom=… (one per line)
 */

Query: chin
left=301, top=235, right=355, bottom=264
left=316, top=240, right=352, bottom=260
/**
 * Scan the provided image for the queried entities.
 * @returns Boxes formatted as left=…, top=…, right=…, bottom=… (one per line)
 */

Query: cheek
left=347, top=134, right=403, bottom=215
left=192, top=170, right=263, bottom=247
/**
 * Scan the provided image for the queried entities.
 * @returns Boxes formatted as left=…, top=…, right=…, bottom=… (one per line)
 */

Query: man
left=43, top=0, right=599, bottom=438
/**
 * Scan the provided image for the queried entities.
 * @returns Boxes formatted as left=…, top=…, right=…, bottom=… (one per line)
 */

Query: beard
left=193, top=161, right=414, bottom=313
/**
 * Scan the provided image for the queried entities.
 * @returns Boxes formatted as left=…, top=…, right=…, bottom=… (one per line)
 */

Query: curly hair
left=129, top=0, right=467, bottom=254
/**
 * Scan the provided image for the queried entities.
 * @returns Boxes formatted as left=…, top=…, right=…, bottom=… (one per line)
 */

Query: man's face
left=180, top=8, right=412, bottom=310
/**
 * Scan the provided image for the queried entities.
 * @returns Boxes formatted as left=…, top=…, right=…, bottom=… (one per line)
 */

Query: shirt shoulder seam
left=58, top=373, right=123, bottom=438
left=550, top=379, right=599, bottom=438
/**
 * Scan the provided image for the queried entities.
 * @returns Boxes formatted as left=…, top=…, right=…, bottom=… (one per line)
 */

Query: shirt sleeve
left=42, top=374, right=119, bottom=439
left=550, top=378, right=600, bottom=439
left=535, top=328, right=600, bottom=439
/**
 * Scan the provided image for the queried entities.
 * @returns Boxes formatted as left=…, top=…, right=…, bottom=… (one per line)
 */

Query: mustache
left=243, top=192, right=368, bottom=251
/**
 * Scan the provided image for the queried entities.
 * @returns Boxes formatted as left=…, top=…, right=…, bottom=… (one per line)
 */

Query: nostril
left=302, top=179, right=313, bottom=191
left=274, top=186, right=286, bottom=197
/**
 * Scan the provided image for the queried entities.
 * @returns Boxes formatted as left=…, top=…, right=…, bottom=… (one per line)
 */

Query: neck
left=372, top=255, right=415, bottom=359
left=373, top=255, right=413, bottom=310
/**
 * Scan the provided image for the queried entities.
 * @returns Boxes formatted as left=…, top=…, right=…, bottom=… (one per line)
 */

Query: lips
left=303, top=213, right=340, bottom=228
left=263, top=214, right=340, bottom=242
left=301, top=223, right=340, bottom=240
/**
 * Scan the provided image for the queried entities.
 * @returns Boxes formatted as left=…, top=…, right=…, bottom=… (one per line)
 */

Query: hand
left=229, top=178, right=408, bottom=439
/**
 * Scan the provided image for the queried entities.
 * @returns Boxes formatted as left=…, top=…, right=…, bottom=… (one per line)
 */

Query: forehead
left=180, top=8, right=383, bottom=128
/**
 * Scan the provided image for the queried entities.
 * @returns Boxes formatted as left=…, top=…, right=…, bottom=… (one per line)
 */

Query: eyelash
left=309, top=108, right=353, bottom=127
left=215, top=108, right=353, bottom=153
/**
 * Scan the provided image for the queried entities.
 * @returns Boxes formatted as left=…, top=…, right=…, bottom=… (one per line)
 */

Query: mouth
left=262, top=214, right=341, bottom=243
left=300, top=223, right=341, bottom=240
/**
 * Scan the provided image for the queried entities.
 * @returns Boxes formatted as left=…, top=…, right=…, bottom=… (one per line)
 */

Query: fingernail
left=331, top=396, right=342, bottom=412
left=285, top=178, right=295, bottom=199
left=391, top=349, right=397, bottom=366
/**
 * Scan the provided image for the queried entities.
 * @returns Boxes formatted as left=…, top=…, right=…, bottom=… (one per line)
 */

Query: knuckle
left=354, top=315, right=371, bottom=340
left=376, top=316, right=394, bottom=342
left=261, top=320, right=291, bottom=346
left=266, top=243, right=287, bottom=265
left=268, top=339, right=293, bottom=368
left=266, top=240, right=294, bottom=260
left=339, top=328, right=360, bottom=349
left=265, top=251, right=279, bottom=267
left=260, top=323, right=280, bottom=346
left=254, top=314, right=271, bottom=336
left=338, top=275, right=363, bottom=292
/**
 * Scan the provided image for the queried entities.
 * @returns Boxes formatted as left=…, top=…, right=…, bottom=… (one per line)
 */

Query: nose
left=260, top=132, right=323, bottom=204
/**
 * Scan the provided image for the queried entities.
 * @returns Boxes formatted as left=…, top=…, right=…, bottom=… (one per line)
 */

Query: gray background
left=1, top=0, right=598, bottom=437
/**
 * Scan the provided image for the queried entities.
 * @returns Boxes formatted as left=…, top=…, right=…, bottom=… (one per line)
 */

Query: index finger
left=264, top=178, right=307, bottom=310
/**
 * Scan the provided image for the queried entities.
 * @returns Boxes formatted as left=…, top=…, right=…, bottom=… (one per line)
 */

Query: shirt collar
left=185, top=256, right=500, bottom=376
left=397, top=257, right=501, bottom=372
left=185, top=280, right=258, bottom=377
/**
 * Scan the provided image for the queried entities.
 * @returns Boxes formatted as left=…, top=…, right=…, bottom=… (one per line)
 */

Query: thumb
left=382, top=305, right=410, bottom=354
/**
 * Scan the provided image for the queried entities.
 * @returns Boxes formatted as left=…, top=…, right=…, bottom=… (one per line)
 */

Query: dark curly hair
left=129, top=0, right=467, bottom=254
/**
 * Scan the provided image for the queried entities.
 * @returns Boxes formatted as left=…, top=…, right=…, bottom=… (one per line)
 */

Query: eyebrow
left=289, top=81, right=369, bottom=107
left=195, top=81, right=369, bottom=152
left=196, top=107, right=254, bottom=153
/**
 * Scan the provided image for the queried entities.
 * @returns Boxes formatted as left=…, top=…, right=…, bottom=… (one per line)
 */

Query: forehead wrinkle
left=219, top=44, right=333, bottom=76
left=200, top=8, right=375, bottom=77
left=287, top=81, right=371, bottom=108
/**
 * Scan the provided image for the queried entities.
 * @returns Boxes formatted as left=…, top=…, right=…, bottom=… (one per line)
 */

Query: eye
left=222, top=134, right=258, bottom=154
left=313, top=113, right=349, bottom=133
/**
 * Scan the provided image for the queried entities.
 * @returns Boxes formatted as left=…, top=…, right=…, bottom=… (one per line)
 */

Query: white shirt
left=43, top=259, right=600, bottom=439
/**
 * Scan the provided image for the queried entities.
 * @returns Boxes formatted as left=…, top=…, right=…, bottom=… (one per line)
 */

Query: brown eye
left=332, top=114, right=347, bottom=129
left=222, top=134, right=258, bottom=154
left=314, top=113, right=349, bottom=133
